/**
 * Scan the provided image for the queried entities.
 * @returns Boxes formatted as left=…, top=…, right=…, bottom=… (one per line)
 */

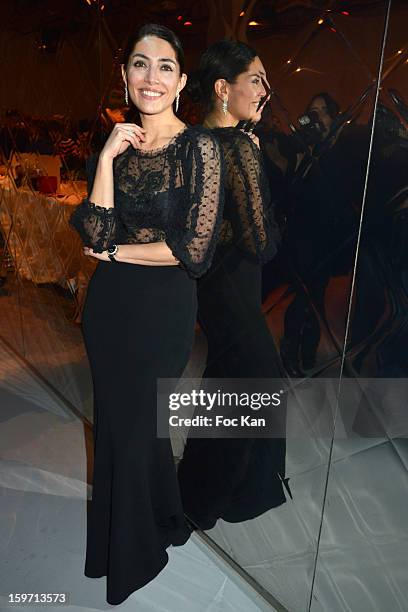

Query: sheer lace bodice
left=212, top=127, right=280, bottom=263
left=69, top=125, right=224, bottom=278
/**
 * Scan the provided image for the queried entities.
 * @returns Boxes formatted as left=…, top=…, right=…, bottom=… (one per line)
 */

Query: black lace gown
left=69, top=125, right=223, bottom=605
left=177, top=128, right=289, bottom=529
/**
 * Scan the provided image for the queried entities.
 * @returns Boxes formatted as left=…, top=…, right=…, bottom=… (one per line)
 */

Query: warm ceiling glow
left=240, top=11, right=245, bottom=17
left=286, top=59, right=292, bottom=64
left=249, top=21, right=260, bottom=26
left=397, top=49, right=403, bottom=54
left=318, top=18, right=324, bottom=25
left=296, top=67, right=301, bottom=72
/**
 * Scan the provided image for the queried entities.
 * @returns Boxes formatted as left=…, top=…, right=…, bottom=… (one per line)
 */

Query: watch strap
left=107, top=244, right=118, bottom=262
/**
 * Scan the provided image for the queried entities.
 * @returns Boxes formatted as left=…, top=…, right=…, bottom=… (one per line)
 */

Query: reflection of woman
left=177, top=40, right=290, bottom=530
left=69, top=24, right=223, bottom=605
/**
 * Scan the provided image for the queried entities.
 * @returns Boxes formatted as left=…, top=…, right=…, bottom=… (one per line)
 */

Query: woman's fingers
left=83, top=247, right=109, bottom=261
left=102, top=122, right=147, bottom=157
left=120, top=123, right=146, bottom=141
left=117, top=125, right=145, bottom=149
left=83, top=247, right=95, bottom=257
left=239, top=129, right=259, bottom=148
left=248, top=132, right=260, bottom=148
left=121, top=131, right=141, bottom=150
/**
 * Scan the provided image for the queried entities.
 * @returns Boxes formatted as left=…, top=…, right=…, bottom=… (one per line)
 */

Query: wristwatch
left=107, top=244, right=118, bottom=262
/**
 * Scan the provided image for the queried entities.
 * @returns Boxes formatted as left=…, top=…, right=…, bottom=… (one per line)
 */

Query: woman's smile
left=139, top=88, right=165, bottom=99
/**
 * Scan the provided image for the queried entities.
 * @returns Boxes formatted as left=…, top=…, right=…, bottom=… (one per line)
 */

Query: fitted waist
left=92, top=260, right=195, bottom=291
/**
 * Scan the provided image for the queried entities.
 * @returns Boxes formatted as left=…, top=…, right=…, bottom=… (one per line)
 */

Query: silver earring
left=222, top=98, right=228, bottom=115
left=124, top=82, right=128, bottom=105
left=175, top=90, right=180, bottom=113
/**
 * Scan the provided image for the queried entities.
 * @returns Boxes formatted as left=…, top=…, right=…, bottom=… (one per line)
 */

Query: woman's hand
left=247, top=132, right=260, bottom=148
left=100, top=123, right=146, bottom=161
left=83, top=244, right=181, bottom=266
left=83, top=247, right=110, bottom=261
left=239, top=129, right=260, bottom=148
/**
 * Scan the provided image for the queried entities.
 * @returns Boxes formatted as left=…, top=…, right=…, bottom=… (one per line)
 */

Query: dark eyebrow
left=249, top=71, right=266, bottom=77
left=160, top=57, right=177, bottom=64
left=131, top=52, right=176, bottom=65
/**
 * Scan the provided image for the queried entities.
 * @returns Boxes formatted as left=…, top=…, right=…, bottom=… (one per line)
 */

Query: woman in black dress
left=69, top=24, right=223, bottom=605
left=177, top=40, right=290, bottom=529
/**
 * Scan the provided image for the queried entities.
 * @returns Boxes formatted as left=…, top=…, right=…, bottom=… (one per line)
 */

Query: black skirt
left=81, top=260, right=196, bottom=605
left=178, top=246, right=288, bottom=530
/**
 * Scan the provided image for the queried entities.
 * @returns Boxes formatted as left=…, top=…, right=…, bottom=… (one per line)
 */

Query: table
left=0, top=180, right=97, bottom=293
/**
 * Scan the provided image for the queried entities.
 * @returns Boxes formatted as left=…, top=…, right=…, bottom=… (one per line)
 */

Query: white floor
left=0, top=338, right=278, bottom=612
left=1, top=318, right=408, bottom=612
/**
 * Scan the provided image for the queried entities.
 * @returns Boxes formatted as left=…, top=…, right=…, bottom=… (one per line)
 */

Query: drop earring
left=124, top=81, right=129, bottom=105
left=175, top=89, right=180, bottom=113
left=222, top=98, right=228, bottom=115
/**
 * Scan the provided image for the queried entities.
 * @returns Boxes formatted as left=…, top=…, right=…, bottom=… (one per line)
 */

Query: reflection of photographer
left=279, top=92, right=369, bottom=375
left=298, top=92, right=340, bottom=146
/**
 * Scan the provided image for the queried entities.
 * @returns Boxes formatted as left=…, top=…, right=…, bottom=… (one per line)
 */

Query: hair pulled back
left=186, top=39, right=257, bottom=113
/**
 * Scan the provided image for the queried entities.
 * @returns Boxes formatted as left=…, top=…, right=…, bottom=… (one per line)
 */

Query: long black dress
left=177, top=128, right=289, bottom=529
left=69, top=125, right=223, bottom=605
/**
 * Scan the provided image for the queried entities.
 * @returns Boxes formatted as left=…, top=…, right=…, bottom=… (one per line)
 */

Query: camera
left=296, top=110, right=326, bottom=146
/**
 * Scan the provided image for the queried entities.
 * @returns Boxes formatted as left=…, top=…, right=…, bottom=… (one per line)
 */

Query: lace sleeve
left=69, top=154, right=118, bottom=253
left=225, top=130, right=280, bottom=263
left=166, top=130, right=224, bottom=278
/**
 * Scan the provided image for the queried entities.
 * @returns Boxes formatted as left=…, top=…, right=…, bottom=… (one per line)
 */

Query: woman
left=177, top=40, right=290, bottom=530
left=69, top=24, right=223, bottom=605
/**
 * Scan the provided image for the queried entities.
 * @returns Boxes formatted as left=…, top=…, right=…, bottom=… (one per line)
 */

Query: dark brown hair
left=123, top=23, right=185, bottom=74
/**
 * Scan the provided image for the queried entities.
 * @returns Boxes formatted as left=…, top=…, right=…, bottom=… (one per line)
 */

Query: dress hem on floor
left=84, top=522, right=192, bottom=606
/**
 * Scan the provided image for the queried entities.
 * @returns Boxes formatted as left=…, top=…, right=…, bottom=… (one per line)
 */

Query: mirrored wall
left=311, top=1, right=408, bottom=611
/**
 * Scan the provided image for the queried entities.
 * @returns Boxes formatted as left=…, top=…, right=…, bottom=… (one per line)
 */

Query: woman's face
left=308, top=97, right=333, bottom=136
left=225, top=56, right=268, bottom=122
left=123, top=35, right=186, bottom=115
